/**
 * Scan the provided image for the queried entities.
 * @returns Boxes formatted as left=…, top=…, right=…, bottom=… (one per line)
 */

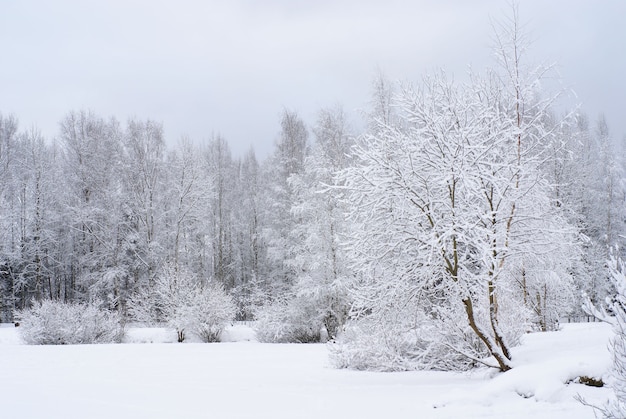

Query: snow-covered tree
left=59, top=110, right=126, bottom=305
left=11, top=129, right=63, bottom=305
left=230, top=148, right=268, bottom=319
left=553, top=112, right=626, bottom=311
left=120, top=118, right=167, bottom=297
left=204, top=135, right=237, bottom=290
left=0, top=117, right=78, bottom=320
left=287, top=106, right=354, bottom=340
left=262, top=109, right=309, bottom=296
left=0, top=114, right=19, bottom=321
left=336, top=61, right=577, bottom=371
left=162, top=138, right=211, bottom=276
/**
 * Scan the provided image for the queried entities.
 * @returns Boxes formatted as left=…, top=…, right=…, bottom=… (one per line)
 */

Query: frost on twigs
left=16, top=299, right=122, bottom=345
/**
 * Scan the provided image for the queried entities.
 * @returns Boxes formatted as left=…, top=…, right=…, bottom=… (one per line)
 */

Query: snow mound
left=435, top=322, right=614, bottom=410
left=486, top=323, right=612, bottom=401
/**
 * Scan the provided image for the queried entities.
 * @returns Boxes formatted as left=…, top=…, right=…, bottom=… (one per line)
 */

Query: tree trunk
left=462, top=296, right=512, bottom=372
left=488, top=280, right=511, bottom=361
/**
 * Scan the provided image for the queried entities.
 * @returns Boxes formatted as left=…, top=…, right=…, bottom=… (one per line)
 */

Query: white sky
left=1, top=0, right=625, bottom=158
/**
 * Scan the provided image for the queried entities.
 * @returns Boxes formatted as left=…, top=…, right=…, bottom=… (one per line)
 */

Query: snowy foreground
left=0, top=323, right=616, bottom=419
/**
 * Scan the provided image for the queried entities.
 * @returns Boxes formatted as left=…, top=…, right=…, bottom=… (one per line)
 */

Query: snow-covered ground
left=0, top=322, right=615, bottom=418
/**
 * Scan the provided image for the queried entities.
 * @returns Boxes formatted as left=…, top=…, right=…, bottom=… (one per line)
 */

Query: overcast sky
left=1, top=0, right=625, bottom=158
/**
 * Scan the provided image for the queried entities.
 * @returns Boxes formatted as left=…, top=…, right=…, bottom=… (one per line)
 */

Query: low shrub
left=192, top=282, right=237, bottom=342
left=127, top=263, right=237, bottom=343
left=254, top=298, right=322, bottom=343
left=16, top=299, right=122, bottom=345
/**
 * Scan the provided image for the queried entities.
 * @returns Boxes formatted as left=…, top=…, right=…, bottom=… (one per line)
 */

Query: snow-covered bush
left=192, top=282, right=237, bottom=342
left=329, top=300, right=490, bottom=372
left=230, top=274, right=267, bottom=321
left=16, top=299, right=122, bottom=345
left=255, top=297, right=323, bottom=343
left=127, top=284, right=161, bottom=327
left=329, top=256, right=539, bottom=372
left=128, top=263, right=236, bottom=342
left=329, top=317, right=428, bottom=372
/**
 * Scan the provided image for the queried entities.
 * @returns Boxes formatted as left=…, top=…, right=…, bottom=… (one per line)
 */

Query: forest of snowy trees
left=1, top=12, right=626, bottom=375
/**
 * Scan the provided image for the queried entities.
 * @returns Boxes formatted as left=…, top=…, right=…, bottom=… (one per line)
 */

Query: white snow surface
left=0, top=322, right=615, bottom=418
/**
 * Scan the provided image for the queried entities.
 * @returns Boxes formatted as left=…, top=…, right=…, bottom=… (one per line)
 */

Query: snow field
left=0, top=322, right=615, bottom=418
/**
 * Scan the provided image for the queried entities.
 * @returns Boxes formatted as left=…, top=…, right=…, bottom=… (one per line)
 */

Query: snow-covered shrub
left=505, top=253, right=578, bottom=333
left=330, top=252, right=538, bottom=372
left=230, top=274, right=267, bottom=321
left=17, top=299, right=122, bottom=345
left=329, top=317, right=426, bottom=372
left=128, top=263, right=236, bottom=342
left=329, top=302, right=488, bottom=372
left=192, top=282, right=237, bottom=342
left=127, top=284, right=161, bottom=327
left=255, top=297, right=323, bottom=343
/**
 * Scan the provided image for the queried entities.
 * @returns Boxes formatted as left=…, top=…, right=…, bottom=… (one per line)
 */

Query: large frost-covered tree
left=121, top=118, right=166, bottom=293
left=551, top=112, right=626, bottom=310
left=59, top=111, right=125, bottom=304
left=230, top=148, right=267, bottom=319
left=1, top=127, right=65, bottom=312
left=263, top=109, right=309, bottom=295
left=336, top=10, right=578, bottom=371
left=162, top=138, right=211, bottom=276
left=0, top=114, right=19, bottom=321
left=13, top=130, right=60, bottom=303
left=287, top=107, right=354, bottom=340
left=204, top=135, right=237, bottom=289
